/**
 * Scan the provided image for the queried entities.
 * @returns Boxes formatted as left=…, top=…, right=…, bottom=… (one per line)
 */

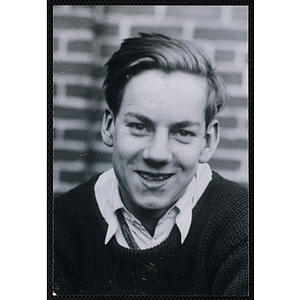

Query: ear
left=101, top=109, right=115, bottom=147
left=198, top=119, right=219, bottom=163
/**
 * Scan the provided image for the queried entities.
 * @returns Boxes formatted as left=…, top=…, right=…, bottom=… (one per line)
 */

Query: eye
left=128, top=123, right=152, bottom=135
left=177, top=130, right=192, bottom=137
left=173, top=130, right=195, bottom=143
left=130, top=124, right=145, bottom=131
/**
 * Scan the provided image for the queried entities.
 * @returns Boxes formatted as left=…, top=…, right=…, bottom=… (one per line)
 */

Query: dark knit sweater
left=54, top=171, right=248, bottom=296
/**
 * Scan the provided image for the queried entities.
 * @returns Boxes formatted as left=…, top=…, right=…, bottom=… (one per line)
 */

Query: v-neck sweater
left=54, top=171, right=249, bottom=296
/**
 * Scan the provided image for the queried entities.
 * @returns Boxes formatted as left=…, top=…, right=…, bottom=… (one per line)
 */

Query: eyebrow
left=171, top=121, right=202, bottom=128
left=124, top=113, right=155, bottom=127
left=124, top=113, right=202, bottom=128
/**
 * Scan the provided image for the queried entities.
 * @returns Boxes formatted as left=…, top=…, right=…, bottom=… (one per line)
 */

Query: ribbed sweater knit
left=54, top=171, right=248, bottom=296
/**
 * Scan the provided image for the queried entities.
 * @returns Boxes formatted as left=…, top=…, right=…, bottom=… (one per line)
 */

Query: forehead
left=119, top=70, right=208, bottom=124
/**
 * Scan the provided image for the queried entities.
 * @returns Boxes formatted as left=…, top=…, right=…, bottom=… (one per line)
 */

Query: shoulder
left=200, top=171, right=248, bottom=212
left=195, top=172, right=249, bottom=295
left=210, top=171, right=248, bottom=199
left=54, top=174, right=105, bottom=251
left=195, top=171, right=248, bottom=246
left=54, top=174, right=100, bottom=220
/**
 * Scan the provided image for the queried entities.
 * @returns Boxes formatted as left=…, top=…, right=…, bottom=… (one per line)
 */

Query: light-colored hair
left=103, top=32, right=227, bottom=128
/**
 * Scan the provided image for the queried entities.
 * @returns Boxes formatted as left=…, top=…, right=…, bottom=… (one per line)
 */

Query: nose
left=142, top=128, right=172, bottom=165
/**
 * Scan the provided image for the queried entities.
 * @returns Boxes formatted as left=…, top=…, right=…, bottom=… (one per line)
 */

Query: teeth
left=139, top=172, right=170, bottom=182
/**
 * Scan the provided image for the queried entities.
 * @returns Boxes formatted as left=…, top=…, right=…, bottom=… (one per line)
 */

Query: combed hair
left=103, top=32, right=227, bottom=127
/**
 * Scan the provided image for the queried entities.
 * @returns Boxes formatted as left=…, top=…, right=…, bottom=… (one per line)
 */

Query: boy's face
left=105, top=70, right=218, bottom=217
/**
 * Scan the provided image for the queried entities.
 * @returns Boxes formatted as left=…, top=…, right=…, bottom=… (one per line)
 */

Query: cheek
left=173, top=143, right=203, bottom=169
left=113, top=134, right=144, bottom=161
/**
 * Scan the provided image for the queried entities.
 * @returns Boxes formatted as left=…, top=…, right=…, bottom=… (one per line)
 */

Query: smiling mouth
left=136, top=171, right=174, bottom=182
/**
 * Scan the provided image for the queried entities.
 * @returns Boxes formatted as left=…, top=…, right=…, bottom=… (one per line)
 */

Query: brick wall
left=53, top=5, right=248, bottom=197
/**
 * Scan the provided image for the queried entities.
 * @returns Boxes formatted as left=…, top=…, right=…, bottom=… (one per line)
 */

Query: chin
left=135, top=197, right=174, bottom=212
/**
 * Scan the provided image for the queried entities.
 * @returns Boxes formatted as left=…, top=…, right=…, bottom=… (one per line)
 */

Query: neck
left=131, top=208, right=164, bottom=237
left=119, top=189, right=170, bottom=237
left=128, top=204, right=168, bottom=236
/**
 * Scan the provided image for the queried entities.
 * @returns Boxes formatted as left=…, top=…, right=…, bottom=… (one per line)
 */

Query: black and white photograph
left=5, top=2, right=300, bottom=300
left=52, top=4, right=251, bottom=296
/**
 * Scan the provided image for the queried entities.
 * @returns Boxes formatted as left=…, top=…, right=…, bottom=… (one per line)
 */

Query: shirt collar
left=94, top=164, right=212, bottom=245
left=94, top=168, right=123, bottom=245
left=174, top=163, right=212, bottom=243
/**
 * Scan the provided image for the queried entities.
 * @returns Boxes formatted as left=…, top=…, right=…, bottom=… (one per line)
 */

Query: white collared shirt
left=94, top=163, right=212, bottom=249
